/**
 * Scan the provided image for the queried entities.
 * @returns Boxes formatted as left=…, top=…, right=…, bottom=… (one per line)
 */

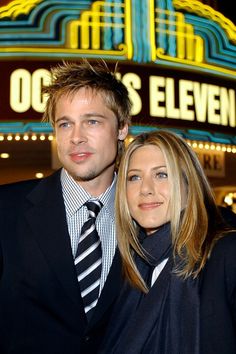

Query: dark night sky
left=217, top=3, right=235, bottom=24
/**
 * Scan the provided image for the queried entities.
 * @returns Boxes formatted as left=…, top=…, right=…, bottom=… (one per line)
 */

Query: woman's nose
left=140, top=177, right=155, bottom=196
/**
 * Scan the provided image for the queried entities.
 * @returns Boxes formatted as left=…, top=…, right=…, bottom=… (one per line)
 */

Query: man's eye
left=58, top=122, right=70, bottom=128
left=88, top=119, right=99, bottom=125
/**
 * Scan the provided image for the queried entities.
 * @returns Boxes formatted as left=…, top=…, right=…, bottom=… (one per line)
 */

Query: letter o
left=10, top=69, right=31, bottom=113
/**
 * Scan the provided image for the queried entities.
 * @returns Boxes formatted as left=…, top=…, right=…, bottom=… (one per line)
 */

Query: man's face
left=54, top=88, right=128, bottom=195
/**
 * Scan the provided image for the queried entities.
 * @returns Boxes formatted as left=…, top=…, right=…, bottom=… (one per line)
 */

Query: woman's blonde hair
left=116, top=130, right=227, bottom=292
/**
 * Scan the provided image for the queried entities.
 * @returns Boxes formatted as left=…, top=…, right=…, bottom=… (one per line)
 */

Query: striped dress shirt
left=60, top=168, right=117, bottom=294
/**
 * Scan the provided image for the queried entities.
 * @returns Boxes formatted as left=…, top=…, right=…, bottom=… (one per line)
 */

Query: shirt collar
left=61, top=168, right=116, bottom=219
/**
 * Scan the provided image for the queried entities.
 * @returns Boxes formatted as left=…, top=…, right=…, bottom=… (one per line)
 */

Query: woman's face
left=126, top=145, right=171, bottom=235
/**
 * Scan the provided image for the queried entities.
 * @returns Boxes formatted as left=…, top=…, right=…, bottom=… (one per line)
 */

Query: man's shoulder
left=0, top=170, right=61, bottom=205
left=0, top=178, right=39, bottom=197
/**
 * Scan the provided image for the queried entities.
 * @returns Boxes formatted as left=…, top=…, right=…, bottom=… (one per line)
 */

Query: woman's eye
left=127, top=174, right=141, bottom=182
left=156, top=172, right=168, bottom=179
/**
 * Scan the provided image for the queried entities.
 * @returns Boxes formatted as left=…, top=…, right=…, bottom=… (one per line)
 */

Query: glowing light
left=15, top=135, right=21, bottom=141
left=224, top=194, right=233, bottom=206
left=48, top=135, right=54, bottom=141
left=0, top=153, right=10, bottom=159
left=7, top=135, right=13, bottom=141
left=31, top=134, right=37, bottom=141
left=23, top=134, right=29, bottom=141
left=35, top=172, right=44, bottom=179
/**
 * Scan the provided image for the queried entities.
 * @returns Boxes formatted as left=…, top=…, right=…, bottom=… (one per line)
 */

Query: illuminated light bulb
left=224, top=195, right=233, bottom=206
left=35, top=172, right=44, bottom=179
left=204, top=144, right=209, bottom=150
left=23, top=135, right=29, bottom=141
left=192, top=142, right=197, bottom=148
left=0, top=153, right=10, bottom=159
left=210, top=145, right=215, bottom=150
left=227, top=147, right=232, bottom=153
left=0, top=135, right=4, bottom=141
left=198, top=143, right=203, bottom=149
left=232, top=148, right=236, bottom=154
left=48, top=135, right=54, bottom=141
left=40, top=135, right=46, bottom=141
left=31, top=135, right=37, bottom=141
left=7, top=135, right=13, bottom=141
left=15, top=135, right=21, bottom=141
left=222, top=146, right=227, bottom=152
left=216, top=146, right=221, bottom=151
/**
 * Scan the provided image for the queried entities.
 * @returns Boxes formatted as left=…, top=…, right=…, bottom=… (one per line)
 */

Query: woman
left=99, top=130, right=236, bottom=354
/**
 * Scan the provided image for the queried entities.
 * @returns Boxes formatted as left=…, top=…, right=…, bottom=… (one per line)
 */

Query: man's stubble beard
left=72, top=169, right=98, bottom=182
left=70, top=159, right=116, bottom=184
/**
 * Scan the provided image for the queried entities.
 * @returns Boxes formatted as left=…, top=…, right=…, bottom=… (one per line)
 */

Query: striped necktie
left=75, top=200, right=103, bottom=319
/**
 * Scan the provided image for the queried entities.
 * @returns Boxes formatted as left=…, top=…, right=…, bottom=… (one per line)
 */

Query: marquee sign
left=0, top=61, right=235, bottom=135
left=0, top=0, right=235, bottom=136
left=0, top=0, right=235, bottom=78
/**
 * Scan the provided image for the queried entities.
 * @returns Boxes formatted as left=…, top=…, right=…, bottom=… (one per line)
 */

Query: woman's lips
left=138, top=202, right=163, bottom=210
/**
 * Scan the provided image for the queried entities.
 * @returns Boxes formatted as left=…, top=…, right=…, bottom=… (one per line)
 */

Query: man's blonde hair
left=42, top=59, right=132, bottom=167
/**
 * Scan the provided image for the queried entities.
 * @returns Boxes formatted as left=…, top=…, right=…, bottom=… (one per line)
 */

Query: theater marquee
left=0, top=61, right=235, bottom=135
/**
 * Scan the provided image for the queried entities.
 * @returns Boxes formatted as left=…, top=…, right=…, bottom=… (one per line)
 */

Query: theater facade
left=0, top=0, right=235, bottom=210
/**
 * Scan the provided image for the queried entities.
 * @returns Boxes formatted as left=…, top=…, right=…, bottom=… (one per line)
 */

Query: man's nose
left=70, top=124, right=87, bottom=145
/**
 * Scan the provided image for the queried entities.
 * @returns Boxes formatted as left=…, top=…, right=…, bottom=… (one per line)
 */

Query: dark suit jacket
left=0, top=170, right=122, bottom=354
left=98, top=231, right=236, bottom=354
left=200, top=231, right=236, bottom=354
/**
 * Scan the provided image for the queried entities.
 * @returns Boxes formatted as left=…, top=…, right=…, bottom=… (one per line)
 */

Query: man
left=0, top=60, right=131, bottom=354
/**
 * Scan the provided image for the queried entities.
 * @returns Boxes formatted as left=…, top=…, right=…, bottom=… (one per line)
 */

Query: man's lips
left=69, top=152, right=93, bottom=162
left=138, top=202, right=163, bottom=210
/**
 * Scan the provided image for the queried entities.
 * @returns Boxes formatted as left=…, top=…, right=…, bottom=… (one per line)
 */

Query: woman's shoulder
left=219, top=207, right=236, bottom=228
left=211, top=231, right=236, bottom=257
left=203, top=231, right=236, bottom=280
left=200, top=232, right=236, bottom=303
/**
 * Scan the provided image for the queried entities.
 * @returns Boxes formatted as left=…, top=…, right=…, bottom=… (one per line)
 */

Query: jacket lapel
left=24, top=171, right=85, bottom=319
left=88, top=250, right=123, bottom=328
left=24, top=170, right=123, bottom=329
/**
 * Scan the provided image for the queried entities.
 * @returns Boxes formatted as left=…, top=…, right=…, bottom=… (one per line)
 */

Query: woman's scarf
left=100, top=223, right=200, bottom=354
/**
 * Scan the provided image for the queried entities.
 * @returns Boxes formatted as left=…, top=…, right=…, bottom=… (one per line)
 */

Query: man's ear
left=118, top=124, right=129, bottom=140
